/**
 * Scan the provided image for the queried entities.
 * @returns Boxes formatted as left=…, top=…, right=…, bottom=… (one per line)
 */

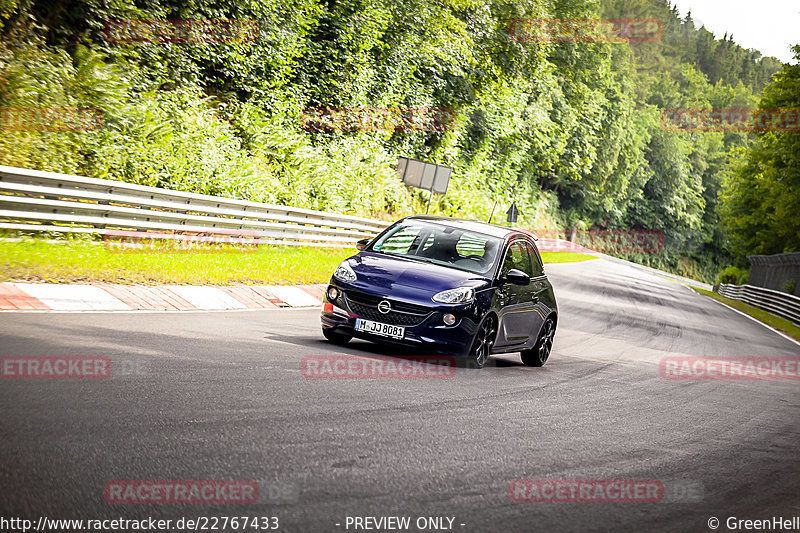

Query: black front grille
left=344, top=290, right=431, bottom=315
left=344, top=291, right=431, bottom=326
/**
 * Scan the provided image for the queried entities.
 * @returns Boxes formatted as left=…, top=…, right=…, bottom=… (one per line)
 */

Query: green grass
left=692, top=286, right=800, bottom=342
left=539, top=251, right=597, bottom=264
left=0, top=239, right=595, bottom=285
left=0, top=239, right=352, bottom=285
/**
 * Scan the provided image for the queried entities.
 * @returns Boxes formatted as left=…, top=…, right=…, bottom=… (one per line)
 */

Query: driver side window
left=502, top=241, right=533, bottom=276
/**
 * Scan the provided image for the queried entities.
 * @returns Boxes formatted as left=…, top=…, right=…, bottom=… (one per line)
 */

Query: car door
left=494, top=240, right=541, bottom=348
left=521, top=240, right=548, bottom=347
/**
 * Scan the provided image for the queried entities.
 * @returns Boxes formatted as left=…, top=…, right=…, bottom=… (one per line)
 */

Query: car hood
left=345, top=252, right=490, bottom=296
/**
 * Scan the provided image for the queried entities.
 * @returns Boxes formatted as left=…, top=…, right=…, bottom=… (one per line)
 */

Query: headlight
left=333, top=261, right=357, bottom=282
left=432, top=287, right=475, bottom=304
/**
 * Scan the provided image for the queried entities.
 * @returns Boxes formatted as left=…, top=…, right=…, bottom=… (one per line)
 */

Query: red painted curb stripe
left=220, top=287, right=279, bottom=309
left=96, top=284, right=195, bottom=310
left=153, top=288, right=196, bottom=310
left=250, top=287, right=289, bottom=307
left=0, top=283, right=51, bottom=310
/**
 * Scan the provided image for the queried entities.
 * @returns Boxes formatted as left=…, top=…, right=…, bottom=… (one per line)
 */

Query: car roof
left=404, top=215, right=534, bottom=240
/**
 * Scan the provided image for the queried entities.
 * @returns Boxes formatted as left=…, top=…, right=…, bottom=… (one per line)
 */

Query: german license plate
left=355, top=319, right=405, bottom=339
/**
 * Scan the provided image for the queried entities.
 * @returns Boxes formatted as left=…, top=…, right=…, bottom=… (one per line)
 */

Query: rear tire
left=322, top=327, right=352, bottom=345
left=521, top=317, right=555, bottom=367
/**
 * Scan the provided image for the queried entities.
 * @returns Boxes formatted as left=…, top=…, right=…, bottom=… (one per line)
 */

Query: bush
left=783, top=279, right=797, bottom=295
left=717, top=265, right=748, bottom=285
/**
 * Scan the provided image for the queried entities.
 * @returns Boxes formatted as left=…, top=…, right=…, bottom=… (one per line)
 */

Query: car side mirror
left=356, top=238, right=370, bottom=251
left=503, top=268, right=530, bottom=285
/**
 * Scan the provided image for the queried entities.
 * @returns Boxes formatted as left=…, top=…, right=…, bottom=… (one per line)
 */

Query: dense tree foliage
left=0, top=0, right=792, bottom=281
left=721, top=46, right=800, bottom=261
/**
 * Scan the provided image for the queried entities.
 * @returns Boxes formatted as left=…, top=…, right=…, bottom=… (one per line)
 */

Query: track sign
left=397, top=157, right=451, bottom=194
left=506, top=203, right=519, bottom=224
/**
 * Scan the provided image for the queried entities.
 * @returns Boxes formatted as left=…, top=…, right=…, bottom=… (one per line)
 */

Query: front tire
left=468, top=315, right=497, bottom=369
left=521, top=317, right=555, bottom=367
left=322, top=327, right=352, bottom=345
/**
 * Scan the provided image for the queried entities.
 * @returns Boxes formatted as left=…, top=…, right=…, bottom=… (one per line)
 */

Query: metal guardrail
left=0, top=166, right=738, bottom=299
left=747, top=252, right=800, bottom=297
left=718, top=283, right=800, bottom=326
left=0, top=165, right=391, bottom=246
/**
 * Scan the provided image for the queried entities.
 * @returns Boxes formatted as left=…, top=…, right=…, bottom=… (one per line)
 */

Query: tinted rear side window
left=524, top=241, right=544, bottom=276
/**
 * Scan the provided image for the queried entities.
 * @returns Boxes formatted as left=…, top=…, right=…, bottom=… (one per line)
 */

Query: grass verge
left=0, top=239, right=351, bottom=285
left=539, top=251, right=597, bottom=264
left=0, top=239, right=595, bottom=285
left=692, top=286, right=800, bottom=342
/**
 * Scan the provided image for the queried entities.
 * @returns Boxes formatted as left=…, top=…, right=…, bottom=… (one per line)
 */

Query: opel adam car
left=320, top=216, right=558, bottom=368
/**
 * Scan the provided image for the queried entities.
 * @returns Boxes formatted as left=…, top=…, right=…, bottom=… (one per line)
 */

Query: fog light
left=443, top=313, right=456, bottom=326
left=327, top=286, right=339, bottom=301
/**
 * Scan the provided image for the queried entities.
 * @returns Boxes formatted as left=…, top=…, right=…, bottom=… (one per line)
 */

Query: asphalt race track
left=1, top=259, right=798, bottom=532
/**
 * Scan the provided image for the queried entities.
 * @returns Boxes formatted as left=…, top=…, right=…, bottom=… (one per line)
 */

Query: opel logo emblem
left=378, top=300, right=391, bottom=314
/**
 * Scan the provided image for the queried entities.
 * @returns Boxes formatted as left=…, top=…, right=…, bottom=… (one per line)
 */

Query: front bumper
left=320, top=284, right=478, bottom=357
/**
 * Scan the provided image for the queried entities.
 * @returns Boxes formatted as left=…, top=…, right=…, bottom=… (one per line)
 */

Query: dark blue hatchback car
left=320, top=216, right=558, bottom=368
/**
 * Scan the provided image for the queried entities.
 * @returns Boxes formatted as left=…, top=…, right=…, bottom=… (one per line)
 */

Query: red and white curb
left=0, top=282, right=326, bottom=312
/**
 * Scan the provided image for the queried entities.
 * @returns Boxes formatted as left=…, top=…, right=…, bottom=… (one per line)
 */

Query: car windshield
left=370, top=221, right=502, bottom=275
